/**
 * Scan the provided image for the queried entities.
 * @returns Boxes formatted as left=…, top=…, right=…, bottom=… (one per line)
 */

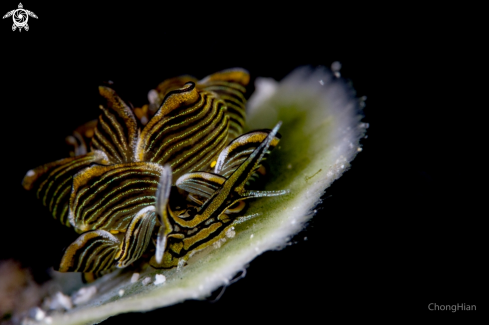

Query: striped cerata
left=22, top=69, right=287, bottom=280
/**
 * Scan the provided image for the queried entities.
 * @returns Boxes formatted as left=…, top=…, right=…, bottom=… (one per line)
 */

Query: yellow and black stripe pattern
left=152, top=123, right=287, bottom=269
left=62, top=126, right=285, bottom=272
left=91, top=86, right=139, bottom=164
left=198, top=69, right=249, bottom=141
left=69, top=162, right=163, bottom=233
left=136, top=82, right=229, bottom=181
left=175, top=172, right=225, bottom=200
left=214, top=130, right=281, bottom=178
left=115, top=206, right=157, bottom=268
left=152, top=69, right=250, bottom=142
left=23, top=70, right=243, bottom=228
left=57, top=230, right=120, bottom=273
left=22, top=68, right=283, bottom=277
left=22, top=151, right=109, bottom=227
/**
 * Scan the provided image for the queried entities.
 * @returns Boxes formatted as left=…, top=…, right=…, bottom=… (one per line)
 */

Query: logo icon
left=3, top=3, right=37, bottom=32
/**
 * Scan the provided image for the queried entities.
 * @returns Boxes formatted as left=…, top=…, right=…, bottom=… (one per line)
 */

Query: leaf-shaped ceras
left=69, top=163, right=163, bottom=233
left=149, top=68, right=250, bottom=142
left=90, top=86, right=139, bottom=164
left=59, top=206, right=159, bottom=273
left=21, top=85, right=139, bottom=229
left=52, top=162, right=163, bottom=274
left=22, top=151, right=110, bottom=227
left=136, top=82, right=231, bottom=182
left=176, top=129, right=282, bottom=206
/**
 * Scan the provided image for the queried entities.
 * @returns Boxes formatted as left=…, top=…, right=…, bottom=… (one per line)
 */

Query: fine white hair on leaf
left=30, top=65, right=365, bottom=325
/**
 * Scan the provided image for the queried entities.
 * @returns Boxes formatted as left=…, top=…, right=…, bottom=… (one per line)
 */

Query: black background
left=0, top=2, right=484, bottom=322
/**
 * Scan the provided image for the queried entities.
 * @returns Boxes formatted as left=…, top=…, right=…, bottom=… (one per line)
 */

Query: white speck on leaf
left=226, top=228, right=235, bottom=238
left=49, top=292, right=72, bottom=311
left=30, top=307, right=45, bottom=321
left=154, top=274, right=166, bottom=285
left=177, top=258, right=186, bottom=271
left=130, top=273, right=139, bottom=283
left=331, top=61, right=342, bottom=72
left=71, top=286, right=97, bottom=306
left=142, top=277, right=151, bottom=286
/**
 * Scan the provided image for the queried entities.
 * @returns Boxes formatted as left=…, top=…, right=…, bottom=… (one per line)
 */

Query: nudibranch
left=17, top=65, right=365, bottom=325
left=22, top=69, right=287, bottom=280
